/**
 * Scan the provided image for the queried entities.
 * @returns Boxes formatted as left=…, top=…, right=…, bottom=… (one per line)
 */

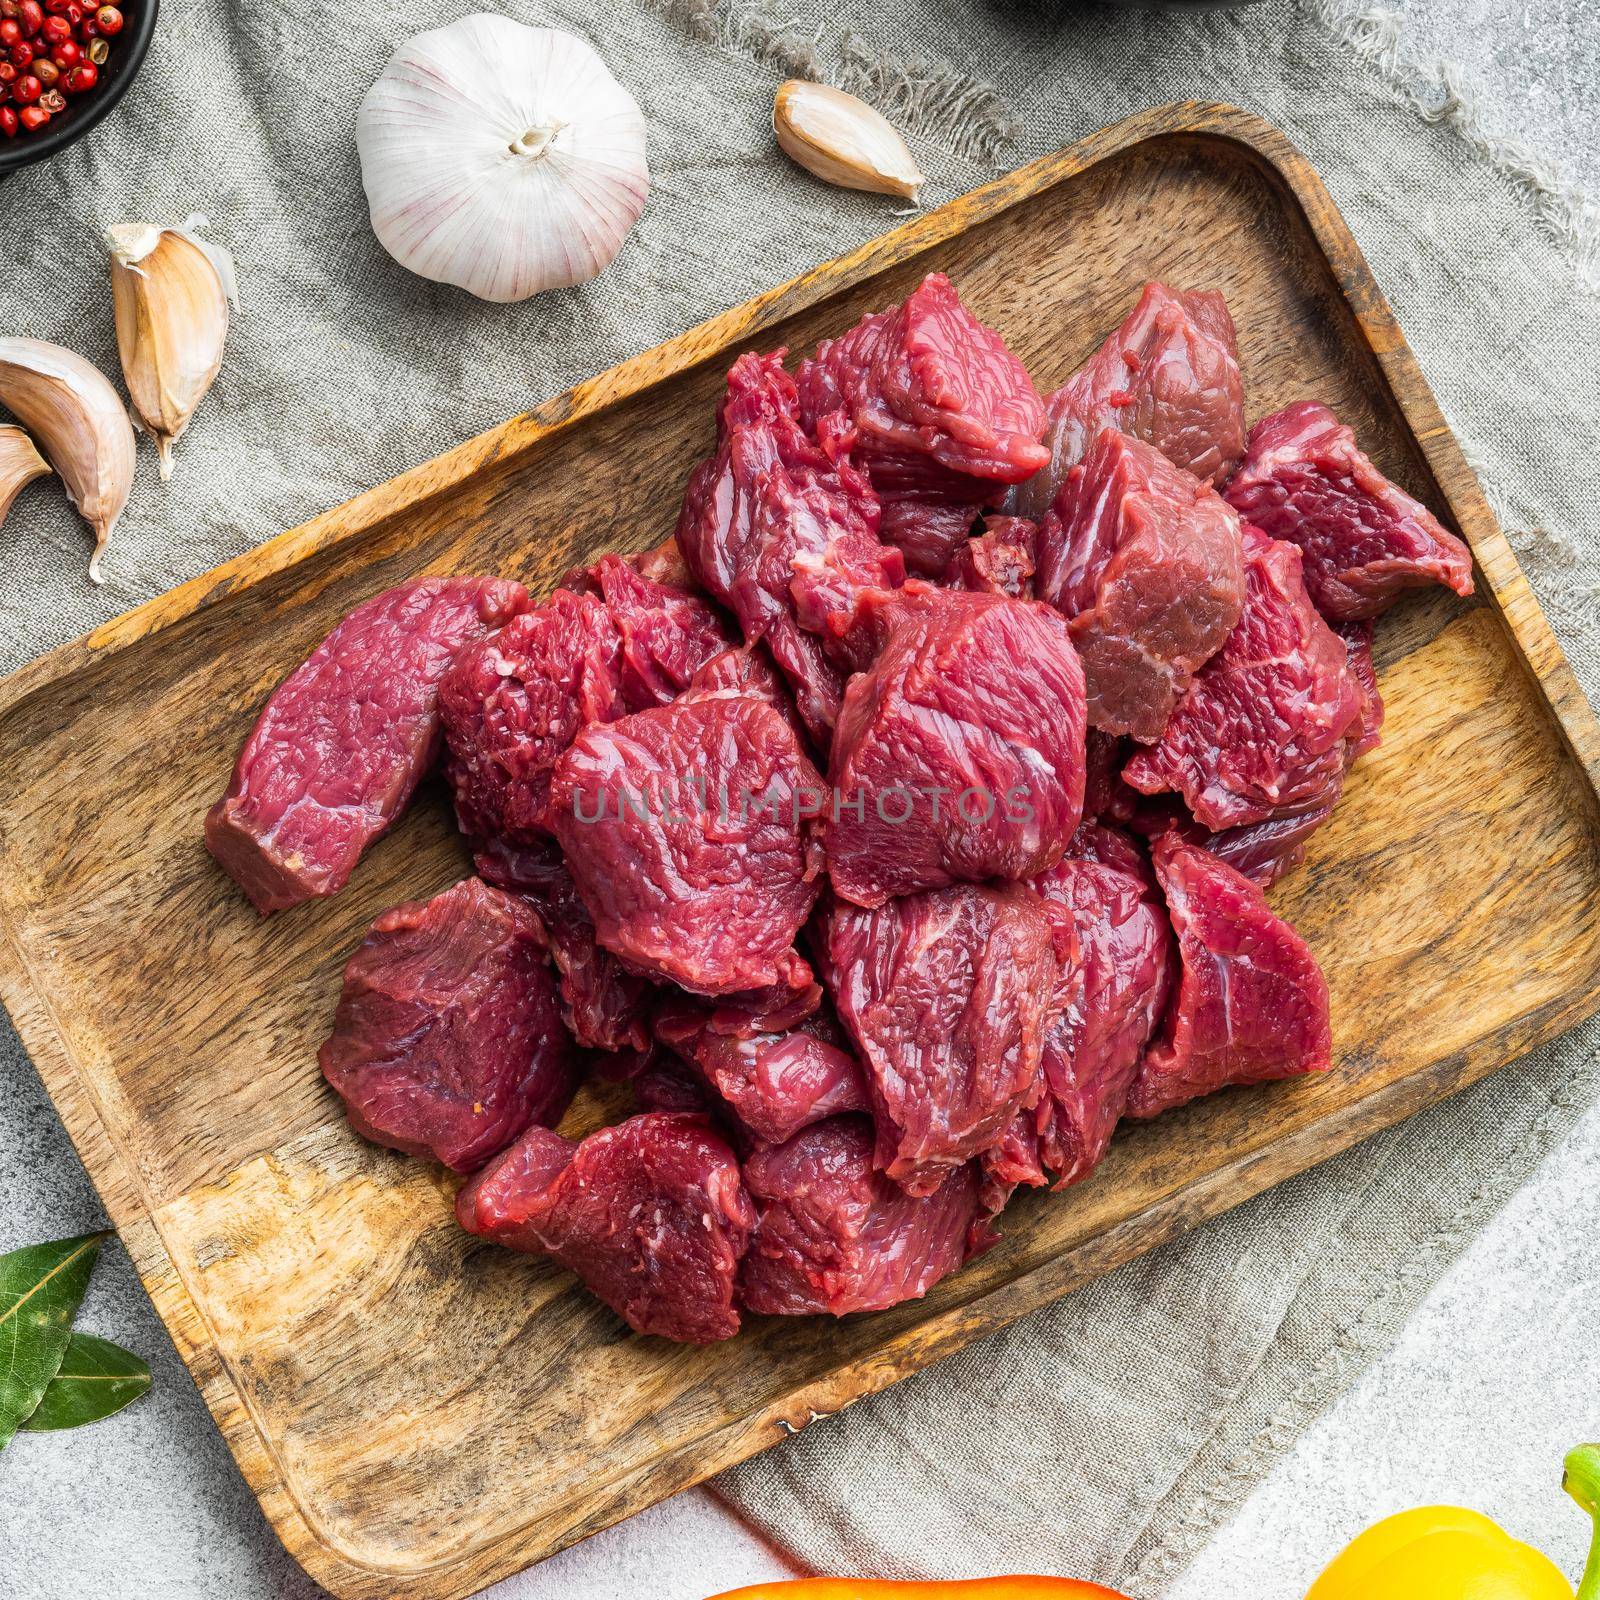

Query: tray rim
left=2, top=101, right=1598, bottom=1599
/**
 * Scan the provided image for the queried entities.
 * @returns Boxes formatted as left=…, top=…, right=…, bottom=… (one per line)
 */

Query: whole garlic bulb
left=356, top=16, right=650, bottom=304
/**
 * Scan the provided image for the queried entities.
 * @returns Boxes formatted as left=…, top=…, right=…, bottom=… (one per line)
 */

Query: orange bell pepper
left=706, top=1582, right=1129, bottom=1600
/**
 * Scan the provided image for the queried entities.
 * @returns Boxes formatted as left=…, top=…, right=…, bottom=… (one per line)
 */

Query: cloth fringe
left=1310, top=0, right=1599, bottom=291
left=643, top=0, right=1016, bottom=165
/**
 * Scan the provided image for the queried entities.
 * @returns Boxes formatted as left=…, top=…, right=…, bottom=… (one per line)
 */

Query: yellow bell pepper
left=1305, top=1444, right=1600, bottom=1600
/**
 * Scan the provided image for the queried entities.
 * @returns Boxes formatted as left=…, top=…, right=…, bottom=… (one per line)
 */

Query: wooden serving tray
left=2, top=104, right=1597, bottom=1598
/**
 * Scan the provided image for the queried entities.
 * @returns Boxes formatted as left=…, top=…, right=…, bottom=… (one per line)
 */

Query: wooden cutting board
left=1, top=104, right=1597, bottom=1599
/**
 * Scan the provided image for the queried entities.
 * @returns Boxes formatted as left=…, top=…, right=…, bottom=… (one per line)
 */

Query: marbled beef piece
left=824, top=589, right=1087, bottom=906
left=1127, top=835, right=1331, bottom=1118
left=1037, top=430, right=1245, bottom=740
left=320, top=877, right=575, bottom=1172
left=675, top=350, right=903, bottom=744
left=949, top=514, right=1037, bottom=597
left=685, top=643, right=810, bottom=744
left=1008, top=282, right=1246, bottom=520
left=557, top=552, right=734, bottom=712
left=797, top=273, right=1048, bottom=487
left=547, top=683, right=825, bottom=997
left=1123, top=527, right=1365, bottom=831
left=1222, top=401, right=1474, bottom=620
left=738, top=1115, right=995, bottom=1316
left=206, top=576, right=531, bottom=914
left=456, top=1112, right=754, bottom=1344
left=992, top=825, right=1175, bottom=1191
left=653, top=996, right=871, bottom=1146
left=472, top=834, right=655, bottom=1055
left=439, top=589, right=626, bottom=843
left=820, top=883, right=1058, bottom=1195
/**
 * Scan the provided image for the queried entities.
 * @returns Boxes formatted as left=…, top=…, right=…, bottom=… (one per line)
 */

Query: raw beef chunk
left=473, top=835, right=654, bottom=1054
left=1133, top=800, right=1337, bottom=891
left=1036, top=430, right=1245, bottom=740
left=654, top=997, right=871, bottom=1145
left=739, top=1115, right=993, bottom=1316
left=997, top=824, right=1176, bottom=1189
left=949, top=515, right=1037, bottom=597
left=1222, top=401, right=1474, bottom=620
left=207, top=576, right=531, bottom=914
left=439, top=589, right=625, bottom=843
left=1123, top=527, right=1365, bottom=831
left=1337, top=620, right=1385, bottom=760
left=797, top=273, right=1048, bottom=488
left=1127, top=836, right=1331, bottom=1118
left=825, top=589, right=1087, bottom=906
left=547, top=684, right=825, bottom=996
left=675, top=351, right=903, bottom=743
left=320, top=877, right=575, bottom=1172
left=820, top=883, right=1058, bottom=1195
left=456, top=1112, right=754, bottom=1344
left=558, top=552, right=734, bottom=712
left=1009, top=282, right=1246, bottom=519
left=878, top=496, right=981, bottom=576
left=686, top=644, right=808, bottom=742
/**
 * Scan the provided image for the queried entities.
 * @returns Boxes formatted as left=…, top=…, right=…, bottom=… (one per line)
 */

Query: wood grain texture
left=0, top=105, right=1597, bottom=1599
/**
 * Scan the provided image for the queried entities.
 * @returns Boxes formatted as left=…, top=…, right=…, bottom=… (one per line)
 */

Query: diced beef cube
left=797, top=273, right=1049, bottom=488
left=1037, top=430, right=1246, bottom=740
left=1128, top=835, right=1331, bottom=1118
left=675, top=350, right=903, bottom=744
left=948, top=514, right=1037, bottom=597
left=877, top=497, right=982, bottom=576
left=319, top=877, right=575, bottom=1172
left=547, top=685, right=825, bottom=997
left=992, top=824, right=1176, bottom=1190
left=824, top=589, right=1087, bottom=906
left=653, top=997, right=871, bottom=1146
left=472, top=834, right=655, bottom=1054
left=1008, top=281, right=1246, bottom=519
left=456, top=1112, right=754, bottom=1344
left=207, top=576, right=531, bottom=914
left=1131, top=799, right=1338, bottom=891
left=558, top=552, right=734, bottom=712
left=439, top=589, right=626, bottom=843
left=1123, top=526, right=1366, bottom=831
left=1222, top=401, right=1473, bottom=620
left=739, top=1115, right=994, bottom=1316
left=819, top=883, right=1058, bottom=1195
left=1336, top=620, right=1386, bottom=760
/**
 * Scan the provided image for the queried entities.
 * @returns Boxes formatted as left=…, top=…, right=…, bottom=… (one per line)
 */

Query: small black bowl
left=0, top=0, right=159, bottom=177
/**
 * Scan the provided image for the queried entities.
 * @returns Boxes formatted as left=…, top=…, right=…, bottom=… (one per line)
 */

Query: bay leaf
left=0, top=1231, right=107, bottom=1449
left=20, top=1331, right=150, bottom=1432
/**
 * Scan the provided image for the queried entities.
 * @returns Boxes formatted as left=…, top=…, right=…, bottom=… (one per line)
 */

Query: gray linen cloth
left=0, top=1, right=1596, bottom=1594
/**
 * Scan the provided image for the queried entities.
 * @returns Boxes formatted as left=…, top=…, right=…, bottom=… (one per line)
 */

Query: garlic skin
left=0, top=425, right=50, bottom=529
left=774, top=81, right=924, bottom=202
left=0, top=339, right=137, bottom=584
left=108, top=219, right=235, bottom=483
left=357, top=16, right=650, bottom=304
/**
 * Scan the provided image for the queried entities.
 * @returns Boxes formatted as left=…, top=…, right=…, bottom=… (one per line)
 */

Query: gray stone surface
left=1, top=2, right=1594, bottom=1598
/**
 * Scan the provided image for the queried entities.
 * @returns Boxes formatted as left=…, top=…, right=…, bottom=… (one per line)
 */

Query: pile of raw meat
left=207, top=274, right=1474, bottom=1346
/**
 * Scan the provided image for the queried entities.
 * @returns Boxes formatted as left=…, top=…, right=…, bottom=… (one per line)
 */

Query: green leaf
left=0, top=1231, right=106, bottom=1449
left=19, top=1332, right=150, bottom=1432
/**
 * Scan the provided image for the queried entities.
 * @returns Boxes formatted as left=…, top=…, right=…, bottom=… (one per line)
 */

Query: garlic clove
left=0, top=424, right=51, bottom=529
left=108, top=219, right=233, bottom=482
left=0, top=339, right=137, bottom=584
left=357, top=16, right=651, bottom=304
left=773, top=80, right=925, bottom=203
